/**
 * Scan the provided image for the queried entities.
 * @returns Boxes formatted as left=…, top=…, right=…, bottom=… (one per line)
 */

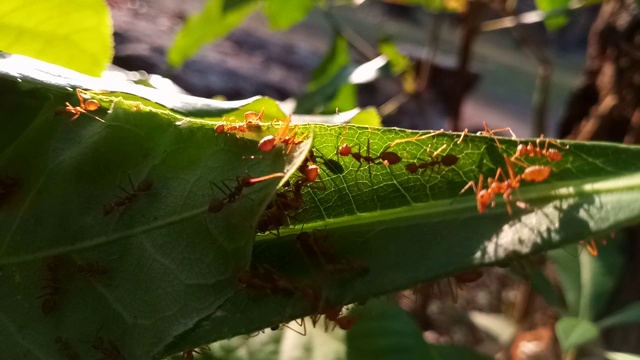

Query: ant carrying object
left=103, top=176, right=153, bottom=216
left=208, top=172, right=286, bottom=213
left=55, top=89, right=105, bottom=123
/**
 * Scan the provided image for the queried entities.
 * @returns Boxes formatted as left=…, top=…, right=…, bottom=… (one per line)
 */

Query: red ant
left=512, top=135, right=569, bottom=162
left=386, top=129, right=446, bottom=149
left=298, top=149, right=320, bottom=183
left=77, top=261, right=108, bottom=278
left=453, top=270, right=483, bottom=287
left=103, top=176, right=153, bottom=216
left=269, top=318, right=309, bottom=336
left=0, top=173, right=18, bottom=203
left=405, top=144, right=459, bottom=176
left=55, top=336, right=80, bottom=360
left=337, top=131, right=402, bottom=179
left=236, top=264, right=299, bottom=297
left=182, top=345, right=211, bottom=360
left=55, top=89, right=105, bottom=123
left=458, top=122, right=516, bottom=149
left=92, top=336, right=126, bottom=360
left=304, top=288, right=357, bottom=332
left=297, top=230, right=368, bottom=276
left=215, top=108, right=265, bottom=134
left=459, top=155, right=524, bottom=215
left=208, top=172, right=285, bottom=213
left=36, top=258, right=63, bottom=315
left=258, top=115, right=306, bottom=153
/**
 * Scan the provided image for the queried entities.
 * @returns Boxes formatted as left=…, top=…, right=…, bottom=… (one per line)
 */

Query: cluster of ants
left=37, top=257, right=109, bottom=316
left=53, top=89, right=580, bottom=356
left=457, top=123, right=568, bottom=216
left=236, top=228, right=367, bottom=337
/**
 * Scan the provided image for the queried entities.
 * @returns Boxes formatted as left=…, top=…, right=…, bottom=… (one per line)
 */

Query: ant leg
left=431, top=144, right=447, bottom=158
left=457, top=128, right=468, bottom=144
left=388, top=130, right=444, bottom=148
left=502, top=188, right=513, bottom=216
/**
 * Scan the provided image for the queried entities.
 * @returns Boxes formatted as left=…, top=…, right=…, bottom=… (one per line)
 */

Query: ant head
left=84, top=99, right=100, bottom=111
left=215, top=123, right=226, bottom=133
left=259, top=135, right=277, bottom=152
left=405, top=163, right=419, bottom=174
left=136, top=179, right=153, bottom=192
left=305, top=165, right=320, bottom=182
left=338, top=144, right=352, bottom=157
left=547, top=149, right=562, bottom=161
left=477, top=190, right=492, bottom=213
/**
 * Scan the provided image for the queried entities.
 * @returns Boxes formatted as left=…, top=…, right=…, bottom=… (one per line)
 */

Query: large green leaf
left=0, top=0, right=113, bottom=76
left=5, top=54, right=640, bottom=359
left=168, top=0, right=259, bottom=68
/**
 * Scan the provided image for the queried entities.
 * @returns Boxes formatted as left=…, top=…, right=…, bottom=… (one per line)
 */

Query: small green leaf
left=378, top=40, right=412, bottom=75
left=264, top=0, right=314, bottom=30
left=578, top=235, right=625, bottom=320
left=0, top=0, right=113, bottom=76
left=168, top=0, right=259, bottom=68
left=308, top=34, right=351, bottom=91
left=297, top=34, right=356, bottom=114
left=526, top=270, right=566, bottom=312
left=548, top=246, right=582, bottom=316
left=555, top=317, right=600, bottom=351
left=599, top=302, right=640, bottom=329
left=534, top=0, right=570, bottom=31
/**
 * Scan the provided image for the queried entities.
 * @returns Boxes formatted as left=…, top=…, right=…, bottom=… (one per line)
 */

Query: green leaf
left=555, top=317, right=600, bottom=351
left=578, top=235, right=626, bottom=320
left=264, top=0, right=315, bottom=30
left=526, top=270, right=566, bottom=312
left=378, top=40, right=412, bottom=75
left=607, top=352, right=640, bottom=360
left=0, top=0, right=113, bottom=76
left=534, top=0, right=570, bottom=31
left=308, top=35, right=351, bottom=91
left=0, top=53, right=308, bottom=359
left=297, top=33, right=356, bottom=114
left=548, top=246, right=582, bottom=316
left=7, top=53, right=640, bottom=358
left=599, top=302, right=640, bottom=329
left=347, top=301, right=429, bottom=360
left=348, top=301, right=491, bottom=360
left=168, top=0, right=259, bottom=68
